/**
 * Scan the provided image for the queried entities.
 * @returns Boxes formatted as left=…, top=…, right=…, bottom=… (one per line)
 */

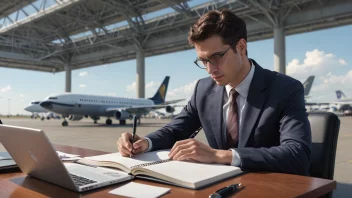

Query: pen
left=130, top=115, right=138, bottom=157
left=209, top=183, right=241, bottom=198
left=189, top=127, right=202, bottom=138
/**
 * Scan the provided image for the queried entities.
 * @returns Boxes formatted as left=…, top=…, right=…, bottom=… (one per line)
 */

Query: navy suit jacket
left=146, top=59, right=312, bottom=176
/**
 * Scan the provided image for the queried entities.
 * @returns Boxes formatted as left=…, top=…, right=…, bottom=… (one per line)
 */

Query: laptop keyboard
left=70, top=173, right=97, bottom=186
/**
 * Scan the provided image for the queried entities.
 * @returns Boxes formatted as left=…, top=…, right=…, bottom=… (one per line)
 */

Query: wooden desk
left=0, top=145, right=336, bottom=198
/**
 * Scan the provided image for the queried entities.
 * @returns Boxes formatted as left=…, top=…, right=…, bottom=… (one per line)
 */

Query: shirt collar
left=225, top=60, right=255, bottom=98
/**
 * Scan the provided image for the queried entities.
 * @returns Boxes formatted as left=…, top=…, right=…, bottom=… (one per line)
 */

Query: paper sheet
left=108, top=182, right=170, bottom=198
left=56, top=151, right=81, bottom=161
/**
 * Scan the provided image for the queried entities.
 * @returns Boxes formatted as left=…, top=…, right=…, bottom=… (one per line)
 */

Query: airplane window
left=49, top=97, right=57, bottom=100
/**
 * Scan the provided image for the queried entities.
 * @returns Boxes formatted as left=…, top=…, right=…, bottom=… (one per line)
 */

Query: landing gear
left=41, top=117, right=44, bottom=121
left=138, top=118, right=141, bottom=124
left=62, top=117, right=69, bottom=127
left=106, top=119, right=112, bottom=125
left=62, top=121, right=68, bottom=126
left=120, top=120, right=126, bottom=125
left=94, top=120, right=98, bottom=124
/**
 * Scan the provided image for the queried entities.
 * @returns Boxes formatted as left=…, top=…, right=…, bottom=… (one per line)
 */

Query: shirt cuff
left=144, top=137, right=153, bottom=152
left=230, top=149, right=241, bottom=166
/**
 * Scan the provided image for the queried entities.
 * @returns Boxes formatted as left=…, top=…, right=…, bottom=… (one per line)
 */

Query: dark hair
left=188, top=9, right=247, bottom=54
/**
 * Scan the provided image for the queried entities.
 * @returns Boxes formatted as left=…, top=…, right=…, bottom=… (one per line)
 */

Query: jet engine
left=114, top=110, right=131, bottom=120
left=165, top=106, right=175, bottom=113
left=68, top=115, right=84, bottom=121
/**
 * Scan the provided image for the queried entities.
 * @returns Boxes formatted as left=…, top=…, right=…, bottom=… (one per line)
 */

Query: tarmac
left=0, top=116, right=351, bottom=197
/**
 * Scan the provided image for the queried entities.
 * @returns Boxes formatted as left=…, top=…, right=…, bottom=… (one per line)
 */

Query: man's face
left=194, top=35, right=245, bottom=86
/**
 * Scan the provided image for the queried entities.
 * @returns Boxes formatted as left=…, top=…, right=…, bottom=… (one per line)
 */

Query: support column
left=136, top=50, right=145, bottom=98
left=65, top=64, right=72, bottom=92
left=274, top=25, right=286, bottom=74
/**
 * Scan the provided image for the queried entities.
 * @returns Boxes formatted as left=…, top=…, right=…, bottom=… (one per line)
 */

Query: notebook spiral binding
left=130, top=159, right=172, bottom=169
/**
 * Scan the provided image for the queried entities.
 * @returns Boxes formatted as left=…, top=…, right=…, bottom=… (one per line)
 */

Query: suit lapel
left=209, top=85, right=225, bottom=149
left=239, top=60, right=270, bottom=148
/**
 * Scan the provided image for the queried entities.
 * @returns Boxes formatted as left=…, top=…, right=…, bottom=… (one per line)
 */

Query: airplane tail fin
left=148, top=76, right=170, bottom=104
left=303, top=76, right=315, bottom=96
left=336, top=90, right=346, bottom=99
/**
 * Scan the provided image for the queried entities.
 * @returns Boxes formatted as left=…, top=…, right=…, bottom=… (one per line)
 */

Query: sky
left=0, top=2, right=352, bottom=115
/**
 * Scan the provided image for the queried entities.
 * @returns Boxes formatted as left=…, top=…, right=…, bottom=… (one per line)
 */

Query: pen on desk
left=189, top=127, right=202, bottom=138
left=209, top=183, right=242, bottom=198
left=130, top=115, right=138, bottom=157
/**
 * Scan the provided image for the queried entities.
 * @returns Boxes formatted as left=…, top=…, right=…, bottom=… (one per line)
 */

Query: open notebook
left=76, top=150, right=242, bottom=189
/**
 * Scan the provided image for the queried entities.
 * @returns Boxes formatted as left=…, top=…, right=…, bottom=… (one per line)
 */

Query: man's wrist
left=215, top=150, right=233, bottom=165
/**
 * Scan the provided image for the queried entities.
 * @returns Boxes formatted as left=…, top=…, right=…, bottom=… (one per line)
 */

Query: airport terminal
left=0, top=0, right=352, bottom=197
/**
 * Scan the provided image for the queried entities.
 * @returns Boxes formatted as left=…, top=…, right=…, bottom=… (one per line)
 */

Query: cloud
left=126, top=82, right=136, bottom=92
left=339, top=59, right=348, bottom=65
left=286, top=49, right=352, bottom=102
left=167, top=80, right=197, bottom=102
left=287, top=49, right=347, bottom=79
left=146, top=81, right=156, bottom=89
left=79, top=71, right=88, bottom=77
left=0, top=85, right=12, bottom=93
left=126, top=81, right=158, bottom=93
left=79, top=84, right=87, bottom=88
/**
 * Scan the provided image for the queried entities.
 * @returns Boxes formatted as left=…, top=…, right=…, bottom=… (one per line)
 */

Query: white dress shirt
left=145, top=62, right=255, bottom=167
left=224, top=62, right=255, bottom=166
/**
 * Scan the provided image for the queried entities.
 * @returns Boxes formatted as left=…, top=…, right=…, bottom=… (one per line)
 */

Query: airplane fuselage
left=40, top=93, right=155, bottom=117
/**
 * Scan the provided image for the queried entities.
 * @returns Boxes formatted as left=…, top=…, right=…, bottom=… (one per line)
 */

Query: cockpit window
left=49, top=97, right=58, bottom=100
left=31, top=101, right=40, bottom=104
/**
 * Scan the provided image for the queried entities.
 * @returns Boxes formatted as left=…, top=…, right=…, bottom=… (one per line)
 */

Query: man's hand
left=168, top=139, right=232, bottom=164
left=117, top=132, right=149, bottom=157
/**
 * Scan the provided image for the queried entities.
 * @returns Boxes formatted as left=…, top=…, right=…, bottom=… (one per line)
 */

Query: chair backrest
left=308, top=112, right=340, bottom=180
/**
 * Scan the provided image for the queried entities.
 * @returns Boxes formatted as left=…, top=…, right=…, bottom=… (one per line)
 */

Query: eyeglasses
left=194, top=42, right=237, bottom=69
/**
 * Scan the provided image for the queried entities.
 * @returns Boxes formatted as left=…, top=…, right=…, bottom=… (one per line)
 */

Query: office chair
left=308, top=112, right=340, bottom=198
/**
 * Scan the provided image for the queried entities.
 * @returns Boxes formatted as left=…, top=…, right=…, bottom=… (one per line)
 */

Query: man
left=117, top=9, right=311, bottom=176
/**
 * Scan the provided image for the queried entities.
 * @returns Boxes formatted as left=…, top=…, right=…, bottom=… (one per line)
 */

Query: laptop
left=0, top=124, right=133, bottom=192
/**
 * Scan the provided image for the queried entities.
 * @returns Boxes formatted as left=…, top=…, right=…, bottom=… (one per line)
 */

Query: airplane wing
left=331, top=101, right=352, bottom=105
left=158, top=99, right=185, bottom=105
left=105, top=104, right=185, bottom=113
left=305, top=102, right=331, bottom=106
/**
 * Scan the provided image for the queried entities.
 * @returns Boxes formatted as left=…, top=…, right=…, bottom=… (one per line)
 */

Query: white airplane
left=330, top=90, right=352, bottom=112
left=40, top=76, right=184, bottom=126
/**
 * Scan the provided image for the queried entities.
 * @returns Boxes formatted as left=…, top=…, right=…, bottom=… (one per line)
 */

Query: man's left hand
left=168, top=139, right=232, bottom=164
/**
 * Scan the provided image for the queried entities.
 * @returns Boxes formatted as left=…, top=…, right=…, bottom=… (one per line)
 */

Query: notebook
left=76, top=150, right=243, bottom=189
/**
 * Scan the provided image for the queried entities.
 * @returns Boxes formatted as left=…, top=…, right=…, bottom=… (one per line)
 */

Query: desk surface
left=0, top=144, right=336, bottom=198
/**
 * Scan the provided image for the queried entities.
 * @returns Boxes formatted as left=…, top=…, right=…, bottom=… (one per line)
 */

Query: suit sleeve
left=235, top=82, right=312, bottom=176
left=145, top=80, right=202, bottom=151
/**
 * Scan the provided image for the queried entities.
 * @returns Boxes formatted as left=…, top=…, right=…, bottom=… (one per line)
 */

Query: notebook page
left=85, top=150, right=170, bottom=169
left=142, top=160, right=242, bottom=188
left=109, top=182, right=170, bottom=198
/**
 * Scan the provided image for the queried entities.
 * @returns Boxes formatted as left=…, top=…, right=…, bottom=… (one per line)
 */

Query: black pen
left=189, top=127, right=202, bottom=138
left=209, top=183, right=242, bottom=198
left=130, top=115, right=137, bottom=157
